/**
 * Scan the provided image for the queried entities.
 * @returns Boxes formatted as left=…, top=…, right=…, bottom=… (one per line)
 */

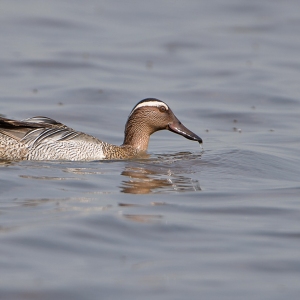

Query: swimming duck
left=0, top=98, right=202, bottom=161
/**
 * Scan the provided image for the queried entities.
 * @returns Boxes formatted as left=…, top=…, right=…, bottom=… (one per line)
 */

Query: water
left=1, top=0, right=300, bottom=299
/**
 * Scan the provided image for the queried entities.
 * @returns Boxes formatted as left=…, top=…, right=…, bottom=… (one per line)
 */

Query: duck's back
left=0, top=116, right=106, bottom=161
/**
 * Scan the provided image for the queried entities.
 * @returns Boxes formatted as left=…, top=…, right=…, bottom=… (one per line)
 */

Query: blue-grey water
left=1, top=0, right=300, bottom=299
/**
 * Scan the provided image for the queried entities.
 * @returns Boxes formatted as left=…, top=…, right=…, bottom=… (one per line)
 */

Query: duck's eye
left=159, top=106, right=167, bottom=113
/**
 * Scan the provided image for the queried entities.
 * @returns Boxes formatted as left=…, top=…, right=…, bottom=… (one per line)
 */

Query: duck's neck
left=122, top=119, right=152, bottom=152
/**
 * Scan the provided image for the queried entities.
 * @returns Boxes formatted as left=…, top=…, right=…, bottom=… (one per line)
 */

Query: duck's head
left=122, top=98, right=202, bottom=152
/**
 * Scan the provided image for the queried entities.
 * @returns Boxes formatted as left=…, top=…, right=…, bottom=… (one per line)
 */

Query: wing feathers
left=22, top=116, right=67, bottom=127
left=0, top=116, right=82, bottom=145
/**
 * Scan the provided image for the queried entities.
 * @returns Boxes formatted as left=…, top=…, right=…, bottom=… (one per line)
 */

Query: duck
left=0, top=98, right=202, bottom=161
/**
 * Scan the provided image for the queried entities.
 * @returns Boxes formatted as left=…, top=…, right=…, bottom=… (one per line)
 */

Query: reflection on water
left=0, top=151, right=203, bottom=233
left=63, top=168, right=105, bottom=175
left=0, top=160, right=14, bottom=167
left=119, top=213, right=163, bottom=223
left=120, top=152, right=202, bottom=194
left=19, top=175, right=79, bottom=180
left=120, top=165, right=201, bottom=194
left=120, top=167, right=172, bottom=194
left=118, top=201, right=167, bottom=223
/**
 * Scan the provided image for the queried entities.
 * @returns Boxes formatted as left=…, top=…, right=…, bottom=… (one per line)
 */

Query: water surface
left=1, top=0, right=300, bottom=299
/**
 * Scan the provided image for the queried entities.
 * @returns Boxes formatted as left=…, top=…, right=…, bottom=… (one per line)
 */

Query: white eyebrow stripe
left=130, top=101, right=168, bottom=116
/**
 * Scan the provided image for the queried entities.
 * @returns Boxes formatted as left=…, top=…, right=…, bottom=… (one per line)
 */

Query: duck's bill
left=168, top=121, right=203, bottom=144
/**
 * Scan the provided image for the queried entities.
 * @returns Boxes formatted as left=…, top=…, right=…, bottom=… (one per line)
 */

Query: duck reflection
left=120, top=167, right=170, bottom=194
left=0, top=160, right=14, bottom=167
left=120, top=213, right=163, bottom=223
left=120, top=164, right=201, bottom=194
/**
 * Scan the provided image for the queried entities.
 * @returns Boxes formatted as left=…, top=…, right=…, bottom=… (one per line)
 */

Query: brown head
left=122, top=98, right=202, bottom=152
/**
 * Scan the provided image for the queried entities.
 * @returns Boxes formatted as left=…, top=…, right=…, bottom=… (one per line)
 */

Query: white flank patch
left=130, top=101, right=169, bottom=116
